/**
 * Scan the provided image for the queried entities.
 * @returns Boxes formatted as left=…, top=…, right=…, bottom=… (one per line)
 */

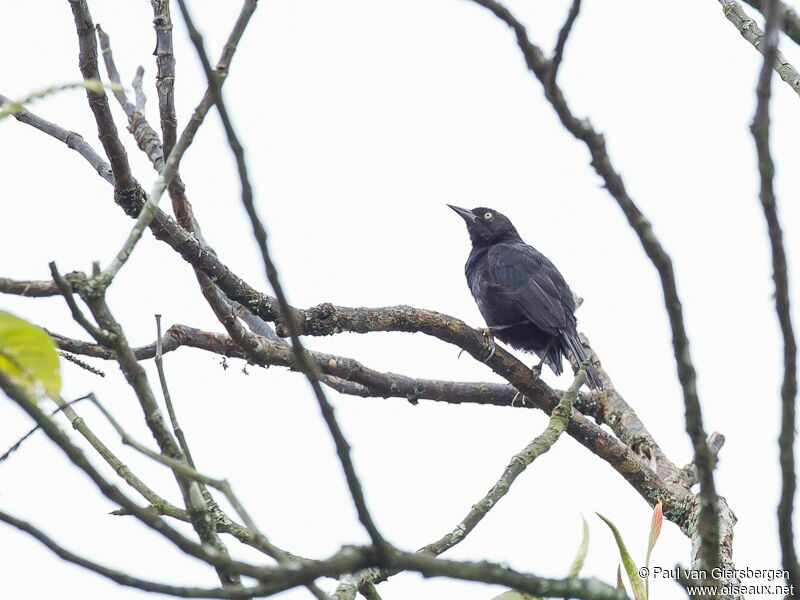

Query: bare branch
left=58, top=267, right=242, bottom=586
left=742, top=0, right=800, bottom=48
left=2, top=272, right=692, bottom=533
left=464, top=0, right=720, bottom=574
left=49, top=263, right=109, bottom=343
left=426, top=363, right=587, bottom=555
left=390, top=552, right=627, bottom=600
left=547, top=0, right=582, bottom=91
left=750, top=0, right=800, bottom=591
left=68, top=0, right=141, bottom=199
left=0, top=511, right=251, bottom=599
left=97, top=24, right=165, bottom=169
left=58, top=351, right=106, bottom=376
left=89, top=392, right=263, bottom=543
left=717, top=0, right=800, bottom=97
left=0, top=93, right=113, bottom=184
left=155, top=314, right=197, bottom=469
left=151, top=0, right=178, bottom=158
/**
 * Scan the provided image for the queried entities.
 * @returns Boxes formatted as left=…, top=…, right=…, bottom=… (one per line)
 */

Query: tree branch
left=750, top=0, right=800, bottom=592
left=0, top=510, right=251, bottom=599
left=96, top=24, right=165, bottom=170
left=742, top=0, right=800, bottom=48
left=0, top=269, right=695, bottom=533
left=151, top=0, right=178, bottom=158
left=717, top=0, right=800, bottom=98
left=547, top=0, right=582, bottom=91
left=58, top=263, right=242, bottom=586
left=68, top=0, right=141, bottom=202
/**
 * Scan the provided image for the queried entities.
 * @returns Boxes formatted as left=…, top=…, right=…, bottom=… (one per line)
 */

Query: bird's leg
left=535, top=339, right=555, bottom=369
left=477, top=327, right=497, bottom=363
left=477, top=322, right=527, bottom=363
left=530, top=339, right=555, bottom=380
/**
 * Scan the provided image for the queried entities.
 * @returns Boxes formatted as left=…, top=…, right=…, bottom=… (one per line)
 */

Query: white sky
left=2, top=1, right=800, bottom=599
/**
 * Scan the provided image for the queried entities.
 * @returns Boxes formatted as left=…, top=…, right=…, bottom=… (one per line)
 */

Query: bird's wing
left=486, top=242, right=574, bottom=334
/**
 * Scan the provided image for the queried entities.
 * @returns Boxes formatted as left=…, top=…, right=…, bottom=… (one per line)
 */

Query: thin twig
left=0, top=395, right=91, bottom=463
left=750, top=0, right=800, bottom=592
left=57, top=351, right=106, bottom=376
left=0, top=93, right=113, bottom=183
left=68, top=0, right=141, bottom=198
left=89, top=393, right=263, bottom=540
left=175, top=0, right=389, bottom=556
left=0, top=511, right=253, bottom=599
left=49, top=262, right=109, bottom=343
left=547, top=0, right=582, bottom=92
left=63, top=269, right=242, bottom=586
left=155, top=314, right=196, bottom=468
left=96, top=24, right=164, bottom=169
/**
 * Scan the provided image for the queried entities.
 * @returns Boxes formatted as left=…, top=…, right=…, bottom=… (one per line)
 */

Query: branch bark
left=717, top=0, right=800, bottom=98
left=750, top=0, right=800, bottom=593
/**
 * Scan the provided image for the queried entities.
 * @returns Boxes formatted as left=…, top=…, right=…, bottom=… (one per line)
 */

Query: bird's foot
left=529, top=362, right=543, bottom=380
left=477, top=327, right=496, bottom=363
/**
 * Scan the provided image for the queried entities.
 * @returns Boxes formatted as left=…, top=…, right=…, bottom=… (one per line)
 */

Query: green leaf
left=490, top=591, right=543, bottom=600
left=616, top=564, right=625, bottom=591
left=0, top=310, right=60, bottom=398
left=596, top=512, right=646, bottom=600
left=568, top=516, right=590, bottom=578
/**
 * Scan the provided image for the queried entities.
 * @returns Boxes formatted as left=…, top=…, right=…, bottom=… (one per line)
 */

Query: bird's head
left=448, top=205, right=521, bottom=247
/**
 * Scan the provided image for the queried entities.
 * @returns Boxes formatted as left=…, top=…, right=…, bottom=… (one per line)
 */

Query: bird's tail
left=563, top=331, right=603, bottom=389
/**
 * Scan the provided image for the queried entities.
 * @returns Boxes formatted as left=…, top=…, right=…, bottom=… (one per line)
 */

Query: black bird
left=449, top=205, right=602, bottom=389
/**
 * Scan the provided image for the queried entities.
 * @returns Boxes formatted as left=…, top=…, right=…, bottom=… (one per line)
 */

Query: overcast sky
left=2, top=1, right=800, bottom=599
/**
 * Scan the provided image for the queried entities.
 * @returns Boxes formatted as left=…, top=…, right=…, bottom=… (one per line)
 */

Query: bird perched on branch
left=449, top=205, right=602, bottom=389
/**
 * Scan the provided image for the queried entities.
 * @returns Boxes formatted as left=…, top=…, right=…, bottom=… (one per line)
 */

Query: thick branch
left=0, top=271, right=694, bottom=534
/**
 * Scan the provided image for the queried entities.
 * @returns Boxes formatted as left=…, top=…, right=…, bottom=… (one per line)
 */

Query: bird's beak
left=448, top=204, right=477, bottom=223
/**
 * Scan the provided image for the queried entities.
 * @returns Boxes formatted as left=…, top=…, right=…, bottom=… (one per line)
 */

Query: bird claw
left=478, top=328, right=496, bottom=363
left=530, top=362, right=542, bottom=380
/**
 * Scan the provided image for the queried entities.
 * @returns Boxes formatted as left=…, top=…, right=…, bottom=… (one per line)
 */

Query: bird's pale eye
left=484, top=212, right=493, bottom=220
